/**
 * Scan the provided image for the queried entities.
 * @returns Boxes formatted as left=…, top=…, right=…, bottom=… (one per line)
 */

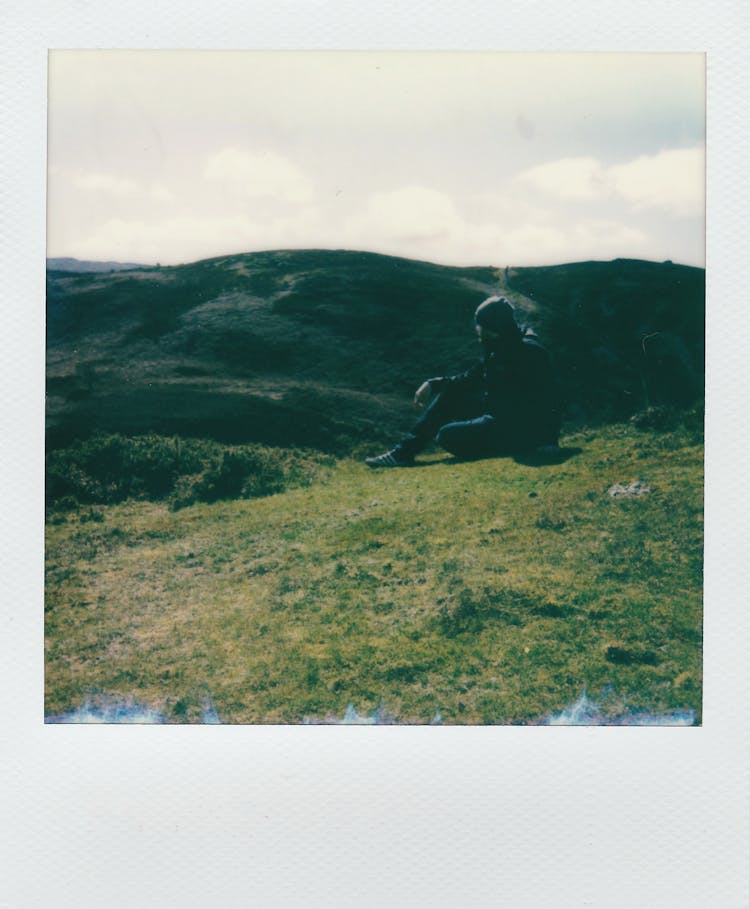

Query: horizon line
left=45, top=247, right=706, bottom=272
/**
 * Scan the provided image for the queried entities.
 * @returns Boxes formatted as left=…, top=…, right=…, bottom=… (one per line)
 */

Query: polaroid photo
left=4, top=4, right=748, bottom=907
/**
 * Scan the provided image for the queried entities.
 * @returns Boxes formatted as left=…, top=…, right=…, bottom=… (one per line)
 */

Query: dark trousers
left=397, top=385, right=511, bottom=460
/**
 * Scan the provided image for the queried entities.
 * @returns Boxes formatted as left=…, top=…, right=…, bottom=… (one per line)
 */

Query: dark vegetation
left=505, top=260, right=704, bottom=423
left=46, top=433, right=333, bottom=511
left=46, top=250, right=704, bottom=474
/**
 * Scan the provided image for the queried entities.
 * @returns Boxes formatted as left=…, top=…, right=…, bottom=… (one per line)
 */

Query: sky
left=47, top=51, right=705, bottom=268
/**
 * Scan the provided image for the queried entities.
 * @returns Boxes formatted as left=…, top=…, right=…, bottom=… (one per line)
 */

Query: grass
left=45, top=418, right=703, bottom=724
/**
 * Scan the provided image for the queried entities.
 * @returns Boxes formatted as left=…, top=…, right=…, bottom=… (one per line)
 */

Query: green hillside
left=47, top=251, right=495, bottom=452
left=45, top=249, right=704, bottom=724
left=46, top=250, right=704, bottom=452
left=505, top=259, right=704, bottom=422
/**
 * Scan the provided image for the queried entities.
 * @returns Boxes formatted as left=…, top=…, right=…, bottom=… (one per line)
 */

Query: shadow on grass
left=388, top=445, right=583, bottom=470
left=512, top=446, right=583, bottom=467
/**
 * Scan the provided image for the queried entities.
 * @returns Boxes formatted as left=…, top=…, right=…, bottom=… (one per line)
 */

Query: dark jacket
left=428, top=333, right=560, bottom=448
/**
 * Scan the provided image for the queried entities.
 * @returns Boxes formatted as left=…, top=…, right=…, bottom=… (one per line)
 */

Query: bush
left=168, top=444, right=332, bottom=510
left=47, top=433, right=198, bottom=505
left=46, top=433, right=333, bottom=509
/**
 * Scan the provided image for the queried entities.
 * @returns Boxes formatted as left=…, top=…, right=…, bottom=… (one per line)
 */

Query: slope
left=45, top=418, right=704, bottom=725
left=46, top=250, right=704, bottom=453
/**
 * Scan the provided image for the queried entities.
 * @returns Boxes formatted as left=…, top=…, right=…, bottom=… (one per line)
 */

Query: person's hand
left=414, top=381, right=433, bottom=409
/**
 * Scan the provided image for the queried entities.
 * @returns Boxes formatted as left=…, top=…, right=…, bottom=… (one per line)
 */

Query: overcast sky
left=47, top=51, right=705, bottom=268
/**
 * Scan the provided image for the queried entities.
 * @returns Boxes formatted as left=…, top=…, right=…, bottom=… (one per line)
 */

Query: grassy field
left=45, top=416, right=703, bottom=725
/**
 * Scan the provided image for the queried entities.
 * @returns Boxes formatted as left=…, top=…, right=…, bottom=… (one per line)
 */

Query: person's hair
left=474, top=296, right=521, bottom=338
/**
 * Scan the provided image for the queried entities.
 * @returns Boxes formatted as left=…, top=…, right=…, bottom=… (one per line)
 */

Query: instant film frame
left=44, top=49, right=705, bottom=727
left=4, top=2, right=749, bottom=907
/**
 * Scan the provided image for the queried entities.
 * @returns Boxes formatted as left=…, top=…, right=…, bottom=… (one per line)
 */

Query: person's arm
left=418, top=362, right=484, bottom=402
left=413, top=381, right=433, bottom=408
left=414, top=363, right=483, bottom=408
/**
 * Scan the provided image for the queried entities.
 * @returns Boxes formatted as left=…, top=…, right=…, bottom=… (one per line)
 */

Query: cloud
left=515, top=157, right=611, bottom=201
left=70, top=208, right=331, bottom=264
left=204, top=147, right=314, bottom=204
left=346, top=186, right=464, bottom=245
left=514, top=147, right=704, bottom=216
left=609, top=147, right=705, bottom=216
left=72, top=215, right=264, bottom=264
left=73, top=172, right=139, bottom=197
left=61, top=175, right=682, bottom=270
left=71, top=171, right=175, bottom=203
left=481, top=218, right=651, bottom=267
left=148, top=183, right=176, bottom=203
left=342, top=185, right=655, bottom=267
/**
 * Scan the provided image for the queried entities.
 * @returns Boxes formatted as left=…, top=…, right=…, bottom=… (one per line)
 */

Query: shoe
left=365, top=449, right=414, bottom=468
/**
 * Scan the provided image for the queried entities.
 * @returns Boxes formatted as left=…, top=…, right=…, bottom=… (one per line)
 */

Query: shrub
left=168, top=444, right=332, bottom=510
left=46, top=433, right=192, bottom=505
left=46, top=433, right=333, bottom=509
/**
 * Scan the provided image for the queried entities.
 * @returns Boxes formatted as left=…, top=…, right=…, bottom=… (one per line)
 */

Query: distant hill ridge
left=46, top=249, right=704, bottom=452
left=47, top=257, right=148, bottom=273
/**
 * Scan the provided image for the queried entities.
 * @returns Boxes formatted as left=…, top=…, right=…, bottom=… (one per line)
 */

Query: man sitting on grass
left=366, top=296, right=560, bottom=468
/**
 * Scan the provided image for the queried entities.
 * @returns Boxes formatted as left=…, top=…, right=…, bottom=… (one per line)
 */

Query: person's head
left=474, top=296, right=521, bottom=350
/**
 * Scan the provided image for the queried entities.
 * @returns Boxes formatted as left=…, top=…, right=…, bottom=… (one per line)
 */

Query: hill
left=46, top=250, right=704, bottom=453
left=46, top=257, right=147, bottom=273
left=45, top=250, right=704, bottom=725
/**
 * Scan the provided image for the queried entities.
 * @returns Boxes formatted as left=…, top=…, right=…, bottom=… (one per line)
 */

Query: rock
left=607, top=480, right=651, bottom=498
